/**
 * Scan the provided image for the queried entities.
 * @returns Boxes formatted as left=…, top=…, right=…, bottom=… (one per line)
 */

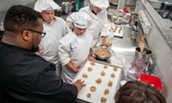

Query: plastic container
left=107, top=28, right=114, bottom=45
left=140, top=73, right=162, bottom=91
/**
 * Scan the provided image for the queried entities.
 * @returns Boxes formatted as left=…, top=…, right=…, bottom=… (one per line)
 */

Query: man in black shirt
left=0, top=5, right=86, bottom=103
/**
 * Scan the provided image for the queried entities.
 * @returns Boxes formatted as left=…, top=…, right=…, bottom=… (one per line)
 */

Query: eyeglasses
left=23, top=29, right=46, bottom=38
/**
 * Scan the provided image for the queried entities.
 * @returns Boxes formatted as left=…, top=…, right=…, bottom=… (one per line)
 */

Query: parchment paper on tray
left=109, top=24, right=123, bottom=38
left=72, top=60, right=122, bottom=103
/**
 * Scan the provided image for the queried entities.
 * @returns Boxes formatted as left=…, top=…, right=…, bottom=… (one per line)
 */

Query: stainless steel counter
left=94, top=9, right=163, bottom=81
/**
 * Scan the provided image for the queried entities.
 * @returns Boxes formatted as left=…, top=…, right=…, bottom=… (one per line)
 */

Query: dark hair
left=4, top=5, right=43, bottom=34
left=115, top=81, right=166, bottom=103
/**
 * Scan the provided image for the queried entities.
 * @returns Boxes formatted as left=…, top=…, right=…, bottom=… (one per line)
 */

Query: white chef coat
left=39, top=16, right=70, bottom=77
left=79, top=5, right=109, bottom=45
left=58, top=30, right=93, bottom=83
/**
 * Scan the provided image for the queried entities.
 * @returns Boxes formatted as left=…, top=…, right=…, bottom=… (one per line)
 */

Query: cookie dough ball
left=111, top=73, right=115, bottom=77
left=104, top=89, right=109, bottom=95
left=104, top=64, right=108, bottom=68
left=101, top=71, right=105, bottom=76
left=108, top=80, right=113, bottom=86
left=83, top=73, right=88, bottom=78
left=113, top=66, right=117, bottom=71
left=90, top=86, right=96, bottom=92
left=101, top=97, right=107, bottom=102
left=95, top=78, right=102, bottom=84
left=88, top=67, right=92, bottom=71
left=90, top=62, right=95, bottom=66
left=87, top=93, right=91, bottom=98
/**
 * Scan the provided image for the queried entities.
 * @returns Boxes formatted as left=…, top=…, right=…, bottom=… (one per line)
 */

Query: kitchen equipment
left=93, top=46, right=114, bottom=60
left=108, top=13, right=118, bottom=22
left=130, top=26, right=139, bottom=40
left=132, top=47, right=152, bottom=70
left=140, top=73, right=162, bottom=91
left=139, top=34, right=145, bottom=53
left=122, top=12, right=131, bottom=24
left=130, top=13, right=138, bottom=26
left=112, top=17, right=123, bottom=25
left=62, top=2, right=73, bottom=14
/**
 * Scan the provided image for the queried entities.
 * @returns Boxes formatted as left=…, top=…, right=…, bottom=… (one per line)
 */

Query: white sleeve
left=100, top=10, right=109, bottom=37
left=58, top=39, right=71, bottom=66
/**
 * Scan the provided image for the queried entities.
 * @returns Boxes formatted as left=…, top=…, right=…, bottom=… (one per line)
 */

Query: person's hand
left=102, top=42, right=110, bottom=47
left=88, top=55, right=96, bottom=61
left=69, top=79, right=86, bottom=91
left=79, top=63, right=85, bottom=68
left=35, top=47, right=44, bottom=55
left=74, top=63, right=84, bottom=72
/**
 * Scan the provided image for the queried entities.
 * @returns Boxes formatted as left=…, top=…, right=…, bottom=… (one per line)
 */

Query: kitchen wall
left=135, top=0, right=172, bottom=102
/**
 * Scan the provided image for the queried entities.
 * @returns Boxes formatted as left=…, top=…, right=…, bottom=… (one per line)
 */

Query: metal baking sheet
left=108, top=24, right=124, bottom=38
left=73, top=60, right=122, bottom=103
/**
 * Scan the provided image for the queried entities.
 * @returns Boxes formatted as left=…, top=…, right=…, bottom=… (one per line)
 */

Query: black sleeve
left=29, top=62, right=78, bottom=103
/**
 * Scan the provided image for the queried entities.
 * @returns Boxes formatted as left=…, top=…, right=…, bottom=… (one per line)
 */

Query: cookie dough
left=104, top=65, right=108, bottom=68
left=101, top=71, right=105, bottom=76
left=88, top=67, right=92, bottom=71
left=118, top=29, right=121, bottom=33
left=108, top=80, right=113, bottom=86
left=113, top=66, right=117, bottom=71
left=104, top=89, right=109, bottom=95
left=120, top=26, right=122, bottom=29
left=101, top=97, right=107, bottom=102
left=90, top=62, right=95, bottom=66
left=83, top=73, right=88, bottom=78
left=111, top=73, right=115, bottom=77
left=90, top=86, right=96, bottom=92
left=95, top=78, right=102, bottom=84
left=87, top=93, right=91, bottom=98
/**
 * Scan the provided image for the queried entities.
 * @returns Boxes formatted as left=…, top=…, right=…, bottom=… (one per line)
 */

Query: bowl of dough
left=112, top=17, right=123, bottom=25
left=93, top=46, right=113, bottom=60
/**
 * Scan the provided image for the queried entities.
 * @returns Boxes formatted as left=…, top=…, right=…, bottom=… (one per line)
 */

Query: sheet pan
left=73, top=60, right=122, bottom=103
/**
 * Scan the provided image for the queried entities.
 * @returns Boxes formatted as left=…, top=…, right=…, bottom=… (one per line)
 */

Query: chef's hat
left=34, top=0, right=61, bottom=12
left=90, top=0, right=109, bottom=9
left=66, top=12, right=92, bottom=29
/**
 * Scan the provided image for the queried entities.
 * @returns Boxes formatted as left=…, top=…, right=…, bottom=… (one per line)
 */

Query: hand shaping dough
left=101, top=97, right=107, bottom=102
left=88, top=67, right=93, bottom=71
left=108, top=80, right=113, bottom=86
left=104, top=64, right=108, bottom=68
left=95, top=78, right=102, bottom=84
left=83, top=73, right=88, bottom=78
left=90, top=61, right=95, bottom=66
left=90, top=86, right=96, bottom=92
left=104, top=89, right=109, bottom=95
left=87, top=93, right=91, bottom=98
left=113, top=66, right=117, bottom=71
left=101, top=71, right=105, bottom=76
left=111, top=73, right=115, bottom=77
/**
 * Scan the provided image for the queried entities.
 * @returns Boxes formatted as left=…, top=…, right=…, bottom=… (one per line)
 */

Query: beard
left=31, top=46, right=39, bottom=52
left=30, top=37, right=40, bottom=52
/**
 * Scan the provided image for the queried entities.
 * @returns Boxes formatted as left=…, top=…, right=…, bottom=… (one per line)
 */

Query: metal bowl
left=93, top=46, right=113, bottom=60
left=112, top=17, right=123, bottom=25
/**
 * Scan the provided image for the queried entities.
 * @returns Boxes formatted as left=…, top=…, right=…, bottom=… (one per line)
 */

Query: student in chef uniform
left=79, top=0, right=110, bottom=47
left=115, top=81, right=166, bottom=103
left=34, top=0, right=70, bottom=77
left=58, top=12, right=95, bottom=83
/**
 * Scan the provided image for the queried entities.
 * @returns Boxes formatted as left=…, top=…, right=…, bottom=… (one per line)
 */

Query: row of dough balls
left=90, top=61, right=118, bottom=71
left=83, top=72, right=115, bottom=78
